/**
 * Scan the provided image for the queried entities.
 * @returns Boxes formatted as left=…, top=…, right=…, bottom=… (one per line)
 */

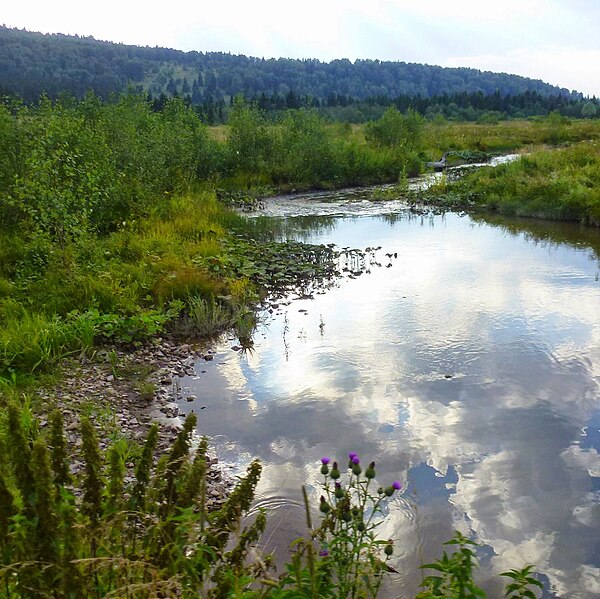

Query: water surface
left=179, top=192, right=600, bottom=598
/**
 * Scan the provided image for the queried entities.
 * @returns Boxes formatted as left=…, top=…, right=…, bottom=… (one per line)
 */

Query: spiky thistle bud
left=330, top=461, right=340, bottom=480
left=348, top=453, right=359, bottom=469
left=365, top=461, right=376, bottom=479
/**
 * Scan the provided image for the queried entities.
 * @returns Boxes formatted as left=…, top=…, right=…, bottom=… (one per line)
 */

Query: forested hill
left=0, top=26, right=579, bottom=104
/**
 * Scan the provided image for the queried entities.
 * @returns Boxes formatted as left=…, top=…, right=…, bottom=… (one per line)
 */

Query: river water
left=178, top=176, right=600, bottom=598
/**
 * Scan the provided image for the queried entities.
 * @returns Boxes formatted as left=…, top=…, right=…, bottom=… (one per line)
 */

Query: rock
left=231, top=345, right=242, bottom=352
left=186, top=395, right=196, bottom=402
left=204, top=354, right=214, bottom=361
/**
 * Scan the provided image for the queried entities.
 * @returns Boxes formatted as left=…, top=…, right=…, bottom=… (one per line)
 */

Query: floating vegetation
left=195, top=236, right=380, bottom=301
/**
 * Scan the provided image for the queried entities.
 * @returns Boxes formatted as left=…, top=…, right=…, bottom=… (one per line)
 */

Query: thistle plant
left=279, top=452, right=403, bottom=598
left=0, top=404, right=546, bottom=598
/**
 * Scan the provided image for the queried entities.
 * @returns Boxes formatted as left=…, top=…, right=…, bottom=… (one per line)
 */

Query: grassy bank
left=422, top=142, right=600, bottom=225
left=0, top=94, right=349, bottom=382
left=208, top=112, right=600, bottom=174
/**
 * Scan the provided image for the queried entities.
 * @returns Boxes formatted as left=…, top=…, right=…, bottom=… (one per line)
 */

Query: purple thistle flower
left=321, top=457, right=330, bottom=465
left=319, top=548, right=329, bottom=557
left=392, top=480, right=402, bottom=490
left=349, top=452, right=358, bottom=460
left=352, top=456, right=360, bottom=465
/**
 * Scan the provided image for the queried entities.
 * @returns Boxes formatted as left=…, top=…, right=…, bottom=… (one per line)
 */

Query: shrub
left=0, top=408, right=265, bottom=598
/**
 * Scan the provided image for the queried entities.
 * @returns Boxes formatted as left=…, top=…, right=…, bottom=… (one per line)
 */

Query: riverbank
left=30, top=335, right=234, bottom=505
left=2, top=114, right=598, bottom=594
left=416, top=141, right=600, bottom=225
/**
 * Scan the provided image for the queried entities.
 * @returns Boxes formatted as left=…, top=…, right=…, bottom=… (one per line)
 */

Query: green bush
left=0, top=407, right=266, bottom=598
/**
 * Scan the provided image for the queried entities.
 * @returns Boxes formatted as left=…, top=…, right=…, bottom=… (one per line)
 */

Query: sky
left=3, top=0, right=600, bottom=96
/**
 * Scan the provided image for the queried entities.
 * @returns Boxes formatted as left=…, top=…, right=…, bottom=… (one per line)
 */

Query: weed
left=501, top=565, right=544, bottom=598
left=136, top=380, right=156, bottom=401
left=184, top=295, right=236, bottom=337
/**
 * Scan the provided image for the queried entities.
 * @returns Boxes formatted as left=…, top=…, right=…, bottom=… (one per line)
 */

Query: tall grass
left=184, top=296, right=237, bottom=337
left=0, top=312, right=95, bottom=375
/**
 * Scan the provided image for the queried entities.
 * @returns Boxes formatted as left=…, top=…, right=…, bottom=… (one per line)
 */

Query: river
left=177, top=174, right=600, bottom=598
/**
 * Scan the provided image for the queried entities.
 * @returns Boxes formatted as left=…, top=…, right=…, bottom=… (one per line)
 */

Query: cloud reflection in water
left=180, top=211, right=600, bottom=598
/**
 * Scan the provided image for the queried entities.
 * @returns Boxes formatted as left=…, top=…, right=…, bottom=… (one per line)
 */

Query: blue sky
left=4, top=0, right=599, bottom=96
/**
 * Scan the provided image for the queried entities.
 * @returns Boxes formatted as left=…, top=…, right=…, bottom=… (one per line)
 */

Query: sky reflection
left=180, top=211, right=600, bottom=598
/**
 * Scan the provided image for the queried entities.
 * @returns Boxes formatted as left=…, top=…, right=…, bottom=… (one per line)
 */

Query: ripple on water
left=179, top=198, right=600, bottom=599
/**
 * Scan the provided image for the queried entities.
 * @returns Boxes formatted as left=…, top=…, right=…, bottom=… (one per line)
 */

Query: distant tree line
left=0, top=25, right=587, bottom=112
left=149, top=89, right=598, bottom=125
